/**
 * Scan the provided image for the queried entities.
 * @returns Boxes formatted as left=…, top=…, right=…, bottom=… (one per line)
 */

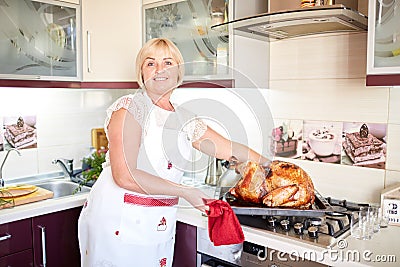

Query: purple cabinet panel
left=0, top=219, right=32, bottom=257
left=173, top=222, right=197, bottom=267
left=0, top=249, right=33, bottom=266
left=32, top=207, right=82, bottom=267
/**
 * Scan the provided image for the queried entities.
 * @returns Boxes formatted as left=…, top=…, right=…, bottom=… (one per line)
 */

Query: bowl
left=308, top=130, right=337, bottom=156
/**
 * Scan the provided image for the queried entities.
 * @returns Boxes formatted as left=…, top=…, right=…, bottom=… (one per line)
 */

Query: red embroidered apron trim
left=159, top=257, right=167, bottom=267
left=124, top=193, right=178, bottom=207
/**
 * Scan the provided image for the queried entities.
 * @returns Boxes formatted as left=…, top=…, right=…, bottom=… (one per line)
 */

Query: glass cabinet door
left=367, top=0, right=400, bottom=74
left=143, top=0, right=230, bottom=78
left=0, top=0, right=79, bottom=80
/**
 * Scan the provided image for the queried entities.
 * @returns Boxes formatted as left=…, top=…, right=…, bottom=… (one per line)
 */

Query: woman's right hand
left=182, top=187, right=211, bottom=213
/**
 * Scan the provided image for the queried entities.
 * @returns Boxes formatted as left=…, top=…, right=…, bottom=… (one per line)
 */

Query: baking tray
left=223, top=190, right=333, bottom=217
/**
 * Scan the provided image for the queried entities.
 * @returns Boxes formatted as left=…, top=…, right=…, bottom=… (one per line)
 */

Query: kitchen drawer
left=0, top=249, right=33, bottom=266
left=0, top=219, right=32, bottom=257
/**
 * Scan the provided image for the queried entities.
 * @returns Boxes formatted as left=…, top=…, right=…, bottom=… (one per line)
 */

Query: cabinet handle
left=0, top=233, right=11, bottom=241
left=87, top=31, right=92, bottom=73
left=38, top=225, right=47, bottom=267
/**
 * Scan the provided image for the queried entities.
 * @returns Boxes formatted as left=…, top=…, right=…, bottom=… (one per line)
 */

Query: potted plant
left=74, top=149, right=106, bottom=193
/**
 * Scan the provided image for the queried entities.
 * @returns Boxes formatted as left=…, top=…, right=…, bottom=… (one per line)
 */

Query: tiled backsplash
left=0, top=88, right=130, bottom=181
left=268, top=32, right=400, bottom=203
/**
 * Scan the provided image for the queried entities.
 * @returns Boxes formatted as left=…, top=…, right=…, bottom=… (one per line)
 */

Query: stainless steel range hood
left=211, top=5, right=368, bottom=41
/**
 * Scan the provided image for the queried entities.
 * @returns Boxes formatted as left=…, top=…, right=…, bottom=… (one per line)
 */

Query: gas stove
left=236, top=197, right=371, bottom=248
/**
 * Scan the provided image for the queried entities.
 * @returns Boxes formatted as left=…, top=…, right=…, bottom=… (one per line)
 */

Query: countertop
left=1, top=180, right=398, bottom=267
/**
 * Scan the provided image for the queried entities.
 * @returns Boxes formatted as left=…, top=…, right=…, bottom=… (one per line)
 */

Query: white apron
left=78, top=91, right=206, bottom=267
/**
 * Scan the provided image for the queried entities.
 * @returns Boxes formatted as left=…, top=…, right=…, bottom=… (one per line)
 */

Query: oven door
left=197, top=227, right=242, bottom=267
left=198, top=253, right=241, bottom=267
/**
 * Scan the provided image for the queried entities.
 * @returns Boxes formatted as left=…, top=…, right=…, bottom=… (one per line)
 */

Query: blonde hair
left=136, top=38, right=185, bottom=89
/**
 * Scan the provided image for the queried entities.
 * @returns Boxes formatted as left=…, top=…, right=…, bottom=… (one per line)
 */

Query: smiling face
left=136, top=38, right=184, bottom=99
left=141, top=48, right=180, bottom=97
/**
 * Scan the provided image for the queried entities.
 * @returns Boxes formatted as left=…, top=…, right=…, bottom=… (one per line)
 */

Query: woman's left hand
left=182, top=187, right=211, bottom=213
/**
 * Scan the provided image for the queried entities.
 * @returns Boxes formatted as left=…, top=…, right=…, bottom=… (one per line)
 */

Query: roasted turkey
left=229, top=160, right=315, bottom=208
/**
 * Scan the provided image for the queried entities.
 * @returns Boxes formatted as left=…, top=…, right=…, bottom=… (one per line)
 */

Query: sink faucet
left=0, top=148, right=21, bottom=187
left=52, top=158, right=74, bottom=179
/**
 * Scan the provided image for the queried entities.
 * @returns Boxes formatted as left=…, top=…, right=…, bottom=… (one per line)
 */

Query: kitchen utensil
left=377, top=207, right=390, bottom=228
left=214, top=157, right=239, bottom=198
left=365, top=206, right=381, bottom=233
left=91, top=128, right=108, bottom=151
left=217, top=158, right=239, bottom=188
left=0, top=185, right=38, bottom=198
left=350, top=208, right=374, bottom=240
left=223, top=190, right=333, bottom=217
left=0, top=186, right=53, bottom=209
left=205, top=156, right=223, bottom=186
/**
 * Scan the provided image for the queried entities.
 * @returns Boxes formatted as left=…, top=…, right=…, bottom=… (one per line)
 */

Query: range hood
left=211, top=5, right=368, bottom=41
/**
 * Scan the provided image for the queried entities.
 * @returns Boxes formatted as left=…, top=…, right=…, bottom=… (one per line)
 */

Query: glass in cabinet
left=367, top=0, right=400, bottom=75
left=143, top=0, right=231, bottom=79
left=0, top=0, right=80, bottom=80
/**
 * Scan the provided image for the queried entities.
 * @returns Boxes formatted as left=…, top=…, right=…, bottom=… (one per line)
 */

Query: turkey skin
left=229, top=160, right=315, bottom=208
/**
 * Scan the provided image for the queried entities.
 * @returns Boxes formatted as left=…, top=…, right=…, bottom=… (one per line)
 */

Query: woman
left=78, top=38, right=269, bottom=267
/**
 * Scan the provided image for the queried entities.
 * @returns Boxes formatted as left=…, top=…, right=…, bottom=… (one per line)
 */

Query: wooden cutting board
left=91, top=128, right=108, bottom=150
left=0, top=186, right=54, bottom=209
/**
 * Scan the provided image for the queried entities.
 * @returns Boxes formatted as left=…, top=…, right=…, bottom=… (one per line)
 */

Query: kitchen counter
left=0, top=191, right=87, bottom=225
left=1, top=181, right=398, bottom=266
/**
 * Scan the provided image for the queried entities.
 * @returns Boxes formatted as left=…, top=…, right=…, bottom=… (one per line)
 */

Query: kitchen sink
left=35, top=180, right=91, bottom=198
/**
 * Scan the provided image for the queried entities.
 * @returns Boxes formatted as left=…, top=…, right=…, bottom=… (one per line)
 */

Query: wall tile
left=267, top=79, right=389, bottom=123
left=1, top=149, right=38, bottom=184
left=0, top=88, right=130, bottom=180
left=269, top=32, right=368, bottom=80
left=37, top=145, right=93, bottom=174
left=389, top=87, right=400, bottom=124
left=385, top=170, right=400, bottom=188
left=386, top=123, right=400, bottom=171
left=37, top=112, right=105, bottom=147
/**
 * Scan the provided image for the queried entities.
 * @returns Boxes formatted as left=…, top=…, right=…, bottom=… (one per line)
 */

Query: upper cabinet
left=0, top=0, right=80, bottom=81
left=81, top=0, right=141, bottom=82
left=366, top=0, right=400, bottom=86
left=143, top=0, right=232, bottom=80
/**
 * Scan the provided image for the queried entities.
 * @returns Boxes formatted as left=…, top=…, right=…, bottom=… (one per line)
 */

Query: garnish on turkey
left=229, top=160, right=315, bottom=208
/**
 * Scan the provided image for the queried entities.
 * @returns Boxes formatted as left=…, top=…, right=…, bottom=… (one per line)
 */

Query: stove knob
left=294, top=222, right=304, bottom=235
left=308, top=226, right=319, bottom=239
left=280, top=219, right=290, bottom=232
left=267, top=216, right=278, bottom=228
left=308, top=217, right=322, bottom=226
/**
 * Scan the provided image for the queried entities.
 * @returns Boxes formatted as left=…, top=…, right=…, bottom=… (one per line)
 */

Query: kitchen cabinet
left=32, top=207, right=82, bottom=267
left=143, top=0, right=268, bottom=82
left=81, top=0, right=142, bottom=82
left=366, top=0, right=400, bottom=86
left=60, top=0, right=80, bottom=4
left=0, top=218, right=33, bottom=266
left=0, top=0, right=80, bottom=81
left=173, top=221, right=197, bottom=267
left=143, top=0, right=232, bottom=80
left=0, top=250, right=33, bottom=267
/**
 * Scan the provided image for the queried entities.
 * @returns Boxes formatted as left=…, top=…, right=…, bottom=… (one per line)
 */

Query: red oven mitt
left=205, top=199, right=245, bottom=246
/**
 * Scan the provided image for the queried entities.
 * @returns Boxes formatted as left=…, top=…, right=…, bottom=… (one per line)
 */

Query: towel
left=205, top=199, right=245, bottom=246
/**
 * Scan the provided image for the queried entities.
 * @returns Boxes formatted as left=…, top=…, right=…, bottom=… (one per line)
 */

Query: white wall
left=0, top=88, right=130, bottom=182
